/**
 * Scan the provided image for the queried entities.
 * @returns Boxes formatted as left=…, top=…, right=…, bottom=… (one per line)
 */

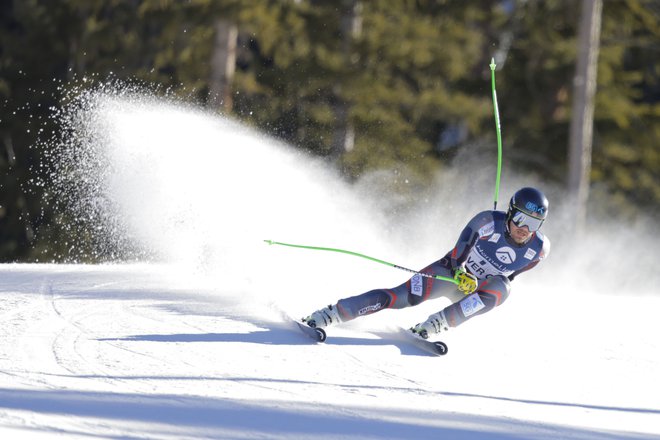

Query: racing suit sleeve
left=449, top=211, right=495, bottom=272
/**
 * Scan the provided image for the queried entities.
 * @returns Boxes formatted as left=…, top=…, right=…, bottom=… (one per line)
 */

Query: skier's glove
left=454, top=268, right=478, bottom=295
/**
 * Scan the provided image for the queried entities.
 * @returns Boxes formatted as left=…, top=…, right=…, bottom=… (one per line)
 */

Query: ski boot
left=303, top=304, right=342, bottom=329
left=411, top=310, right=449, bottom=339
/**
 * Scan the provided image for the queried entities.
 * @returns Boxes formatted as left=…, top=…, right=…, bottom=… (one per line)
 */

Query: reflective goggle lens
left=511, top=210, right=544, bottom=232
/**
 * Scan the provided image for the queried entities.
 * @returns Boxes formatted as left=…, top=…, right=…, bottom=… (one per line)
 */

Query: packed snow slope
left=1, top=264, right=659, bottom=439
left=2, top=92, right=659, bottom=439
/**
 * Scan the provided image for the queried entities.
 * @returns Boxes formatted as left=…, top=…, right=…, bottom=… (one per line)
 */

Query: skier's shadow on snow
left=324, top=333, right=438, bottom=357
left=100, top=328, right=435, bottom=356
left=101, top=330, right=313, bottom=345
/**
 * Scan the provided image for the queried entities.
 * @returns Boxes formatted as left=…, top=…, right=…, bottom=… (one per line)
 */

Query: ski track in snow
left=0, top=264, right=658, bottom=439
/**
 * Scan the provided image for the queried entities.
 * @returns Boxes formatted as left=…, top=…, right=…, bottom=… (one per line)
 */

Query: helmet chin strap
left=504, top=211, right=513, bottom=236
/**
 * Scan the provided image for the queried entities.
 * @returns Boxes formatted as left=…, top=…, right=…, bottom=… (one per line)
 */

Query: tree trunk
left=568, top=0, right=602, bottom=232
left=208, top=19, right=237, bottom=113
left=331, top=0, right=361, bottom=163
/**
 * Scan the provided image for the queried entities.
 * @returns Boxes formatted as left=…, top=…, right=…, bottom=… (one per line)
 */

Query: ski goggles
left=510, top=209, right=544, bottom=232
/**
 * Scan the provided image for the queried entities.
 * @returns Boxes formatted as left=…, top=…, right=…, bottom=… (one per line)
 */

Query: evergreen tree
left=0, top=0, right=658, bottom=261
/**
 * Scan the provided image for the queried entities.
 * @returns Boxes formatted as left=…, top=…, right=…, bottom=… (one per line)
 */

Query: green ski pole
left=264, top=240, right=458, bottom=285
left=490, top=57, right=503, bottom=211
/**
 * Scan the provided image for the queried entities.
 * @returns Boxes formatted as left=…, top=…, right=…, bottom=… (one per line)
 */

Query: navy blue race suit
left=334, top=210, right=550, bottom=329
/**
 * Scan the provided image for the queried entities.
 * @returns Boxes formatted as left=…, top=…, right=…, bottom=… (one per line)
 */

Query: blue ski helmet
left=506, top=187, right=549, bottom=232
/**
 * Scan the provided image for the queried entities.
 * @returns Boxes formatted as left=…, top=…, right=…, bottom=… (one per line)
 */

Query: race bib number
left=460, top=293, right=485, bottom=317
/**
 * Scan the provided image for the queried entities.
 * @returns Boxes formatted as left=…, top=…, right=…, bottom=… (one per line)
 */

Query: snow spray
left=44, top=81, right=660, bottom=310
left=44, top=83, right=418, bottom=313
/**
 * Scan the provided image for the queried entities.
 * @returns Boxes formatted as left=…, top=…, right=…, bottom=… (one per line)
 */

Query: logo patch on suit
left=488, top=233, right=501, bottom=243
left=410, top=274, right=423, bottom=296
left=460, top=293, right=486, bottom=317
left=524, top=248, right=537, bottom=260
left=359, top=303, right=382, bottom=315
left=479, top=222, right=495, bottom=238
left=496, top=247, right=516, bottom=264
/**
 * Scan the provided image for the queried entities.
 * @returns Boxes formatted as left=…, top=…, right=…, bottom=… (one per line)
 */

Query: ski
left=294, top=319, right=326, bottom=342
left=397, top=327, right=448, bottom=356
left=290, top=316, right=444, bottom=354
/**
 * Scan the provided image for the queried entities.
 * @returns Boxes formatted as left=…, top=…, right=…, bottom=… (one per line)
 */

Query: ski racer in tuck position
left=304, top=187, right=551, bottom=339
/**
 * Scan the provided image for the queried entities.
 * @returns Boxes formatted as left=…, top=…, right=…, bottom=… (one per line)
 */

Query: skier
left=304, top=187, right=551, bottom=339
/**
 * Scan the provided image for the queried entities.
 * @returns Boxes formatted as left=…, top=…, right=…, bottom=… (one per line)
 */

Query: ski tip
left=433, top=341, right=449, bottom=356
left=294, top=319, right=326, bottom=343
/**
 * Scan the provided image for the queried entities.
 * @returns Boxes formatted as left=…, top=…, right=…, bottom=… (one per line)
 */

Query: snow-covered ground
left=2, top=92, right=658, bottom=438
left=0, top=263, right=658, bottom=439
